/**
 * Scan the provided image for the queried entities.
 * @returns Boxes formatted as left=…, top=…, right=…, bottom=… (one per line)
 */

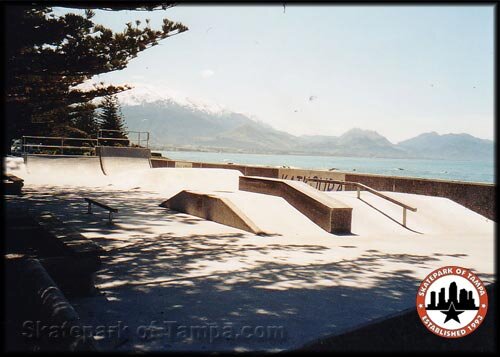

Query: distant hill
left=118, top=89, right=493, bottom=160
left=296, top=128, right=408, bottom=158
left=397, top=132, right=494, bottom=160
left=199, top=121, right=297, bottom=153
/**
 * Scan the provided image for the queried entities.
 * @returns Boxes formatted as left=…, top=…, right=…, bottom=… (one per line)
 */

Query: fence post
left=403, top=207, right=407, bottom=227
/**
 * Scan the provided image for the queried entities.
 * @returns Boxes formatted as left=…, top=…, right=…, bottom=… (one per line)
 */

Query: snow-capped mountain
left=118, top=85, right=292, bottom=151
left=105, top=84, right=494, bottom=159
left=116, top=84, right=230, bottom=116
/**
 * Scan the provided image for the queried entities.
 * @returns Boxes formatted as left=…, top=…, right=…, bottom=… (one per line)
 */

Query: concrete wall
left=343, top=172, right=495, bottom=221
left=4, top=173, right=24, bottom=195
left=6, top=257, right=96, bottom=351
left=151, top=158, right=278, bottom=177
left=151, top=158, right=495, bottom=220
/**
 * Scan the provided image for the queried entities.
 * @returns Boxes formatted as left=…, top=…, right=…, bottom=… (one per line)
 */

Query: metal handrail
left=305, top=177, right=417, bottom=227
left=23, top=144, right=96, bottom=150
left=23, top=136, right=98, bottom=142
left=22, top=136, right=97, bottom=155
left=21, top=130, right=151, bottom=155
left=97, top=129, right=150, bottom=148
left=97, top=137, right=130, bottom=141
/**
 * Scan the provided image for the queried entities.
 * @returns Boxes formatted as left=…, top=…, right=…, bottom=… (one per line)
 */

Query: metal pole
left=61, top=138, right=64, bottom=155
left=403, top=207, right=407, bottom=227
left=87, top=202, right=92, bottom=214
left=357, top=186, right=360, bottom=199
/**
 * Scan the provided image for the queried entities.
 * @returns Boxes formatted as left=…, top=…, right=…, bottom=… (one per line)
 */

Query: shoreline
left=154, top=151, right=495, bottom=185
left=152, top=147, right=492, bottom=162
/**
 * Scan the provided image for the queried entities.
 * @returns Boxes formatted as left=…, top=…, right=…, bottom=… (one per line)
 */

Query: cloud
left=200, top=69, right=215, bottom=78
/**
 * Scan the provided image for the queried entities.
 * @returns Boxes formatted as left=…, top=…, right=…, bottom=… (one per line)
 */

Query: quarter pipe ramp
left=97, top=146, right=151, bottom=176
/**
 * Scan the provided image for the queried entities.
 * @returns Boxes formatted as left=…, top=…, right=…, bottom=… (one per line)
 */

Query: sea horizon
left=159, top=150, right=495, bottom=184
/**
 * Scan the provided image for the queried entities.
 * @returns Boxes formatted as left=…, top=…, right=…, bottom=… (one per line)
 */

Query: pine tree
left=5, top=5, right=188, bottom=150
left=98, top=95, right=129, bottom=146
left=71, top=102, right=99, bottom=138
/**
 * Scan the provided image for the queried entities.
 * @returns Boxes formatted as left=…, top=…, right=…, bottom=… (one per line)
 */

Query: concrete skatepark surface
left=4, top=155, right=496, bottom=352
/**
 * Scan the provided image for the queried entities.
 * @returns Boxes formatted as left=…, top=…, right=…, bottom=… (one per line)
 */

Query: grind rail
left=305, top=177, right=417, bottom=227
left=84, top=198, right=118, bottom=224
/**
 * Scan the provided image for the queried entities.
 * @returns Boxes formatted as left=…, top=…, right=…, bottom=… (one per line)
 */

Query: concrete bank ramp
left=327, top=190, right=494, bottom=236
left=160, top=190, right=266, bottom=235
left=215, top=190, right=333, bottom=237
left=97, top=146, right=151, bottom=176
left=161, top=188, right=340, bottom=237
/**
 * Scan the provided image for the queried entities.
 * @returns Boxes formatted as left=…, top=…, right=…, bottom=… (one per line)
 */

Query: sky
left=54, top=5, right=495, bottom=143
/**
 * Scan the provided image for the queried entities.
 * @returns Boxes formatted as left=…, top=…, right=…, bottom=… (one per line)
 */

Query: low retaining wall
left=7, top=257, right=96, bottom=351
left=34, top=212, right=103, bottom=295
left=239, top=176, right=352, bottom=234
left=151, top=158, right=279, bottom=177
left=160, top=190, right=266, bottom=235
left=151, top=158, right=495, bottom=220
left=4, top=173, right=24, bottom=195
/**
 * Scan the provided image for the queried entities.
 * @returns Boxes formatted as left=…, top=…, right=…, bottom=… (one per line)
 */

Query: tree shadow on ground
left=4, top=185, right=493, bottom=352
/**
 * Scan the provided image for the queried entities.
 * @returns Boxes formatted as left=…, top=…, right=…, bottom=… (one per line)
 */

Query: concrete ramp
left=24, top=154, right=106, bottom=185
left=327, top=191, right=494, bottom=236
left=214, top=190, right=332, bottom=236
left=97, top=146, right=151, bottom=176
left=22, top=154, right=107, bottom=186
left=25, top=155, right=102, bottom=176
left=160, top=190, right=266, bottom=235
left=239, top=176, right=353, bottom=234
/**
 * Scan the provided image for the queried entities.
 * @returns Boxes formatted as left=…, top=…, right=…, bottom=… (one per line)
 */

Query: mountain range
left=117, top=89, right=494, bottom=161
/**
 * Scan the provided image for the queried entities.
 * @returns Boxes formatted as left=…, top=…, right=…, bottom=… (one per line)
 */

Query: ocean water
left=159, top=151, right=495, bottom=183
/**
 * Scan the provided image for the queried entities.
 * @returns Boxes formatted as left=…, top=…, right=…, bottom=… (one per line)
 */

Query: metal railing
left=305, top=177, right=417, bottom=227
left=22, top=130, right=150, bottom=155
left=22, top=136, right=98, bottom=155
left=98, top=129, right=150, bottom=148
